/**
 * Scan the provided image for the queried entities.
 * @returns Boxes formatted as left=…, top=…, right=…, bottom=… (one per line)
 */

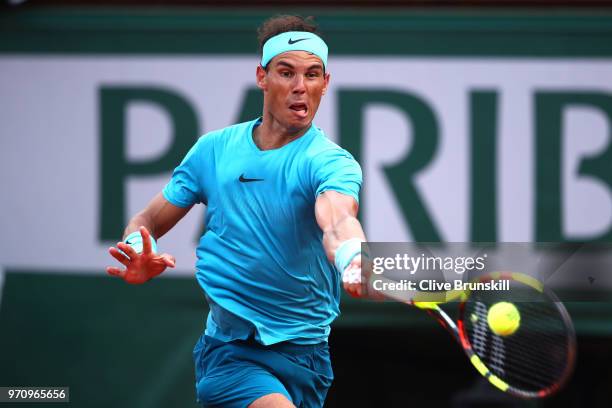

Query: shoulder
left=305, top=128, right=359, bottom=167
left=193, top=118, right=257, bottom=150
left=216, top=119, right=256, bottom=137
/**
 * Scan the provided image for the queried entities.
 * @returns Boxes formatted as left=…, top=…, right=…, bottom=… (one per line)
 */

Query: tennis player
left=107, top=15, right=367, bottom=408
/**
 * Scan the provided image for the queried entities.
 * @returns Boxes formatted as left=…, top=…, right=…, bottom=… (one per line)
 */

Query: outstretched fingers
left=158, top=253, right=176, bottom=268
left=117, top=242, right=138, bottom=260
left=109, top=247, right=130, bottom=266
left=106, top=266, right=126, bottom=279
left=140, top=226, right=152, bottom=254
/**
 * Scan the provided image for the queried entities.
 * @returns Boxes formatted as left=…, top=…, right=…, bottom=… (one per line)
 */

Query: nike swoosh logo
left=239, top=174, right=264, bottom=183
left=288, top=38, right=308, bottom=45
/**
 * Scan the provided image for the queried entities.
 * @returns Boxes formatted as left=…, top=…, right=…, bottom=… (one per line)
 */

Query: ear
left=256, top=65, right=267, bottom=91
left=321, top=72, right=331, bottom=96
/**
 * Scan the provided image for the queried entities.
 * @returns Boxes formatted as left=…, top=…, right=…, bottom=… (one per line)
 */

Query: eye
left=306, top=71, right=321, bottom=79
left=280, top=70, right=292, bottom=78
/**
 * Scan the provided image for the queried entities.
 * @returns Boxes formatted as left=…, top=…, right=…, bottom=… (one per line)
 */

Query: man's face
left=256, top=51, right=330, bottom=133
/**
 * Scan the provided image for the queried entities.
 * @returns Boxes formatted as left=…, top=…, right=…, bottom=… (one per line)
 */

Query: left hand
left=106, top=226, right=176, bottom=284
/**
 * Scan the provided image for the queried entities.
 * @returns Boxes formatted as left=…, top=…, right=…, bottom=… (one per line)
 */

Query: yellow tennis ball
left=487, top=302, right=520, bottom=336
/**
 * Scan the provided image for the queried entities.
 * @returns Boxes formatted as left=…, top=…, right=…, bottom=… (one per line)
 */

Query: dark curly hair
left=257, top=15, right=322, bottom=54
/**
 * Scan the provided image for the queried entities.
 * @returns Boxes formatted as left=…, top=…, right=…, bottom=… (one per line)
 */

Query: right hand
left=106, top=226, right=176, bottom=284
left=342, top=255, right=364, bottom=298
left=342, top=252, right=385, bottom=301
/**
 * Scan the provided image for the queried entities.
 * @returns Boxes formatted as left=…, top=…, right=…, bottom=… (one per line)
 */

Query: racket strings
left=487, top=352, right=565, bottom=388
left=470, top=302, right=489, bottom=356
left=465, top=322, right=567, bottom=391
left=461, top=282, right=574, bottom=395
left=488, top=335, right=506, bottom=375
left=492, top=362, right=559, bottom=389
left=486, top=339, right=565, bottom=381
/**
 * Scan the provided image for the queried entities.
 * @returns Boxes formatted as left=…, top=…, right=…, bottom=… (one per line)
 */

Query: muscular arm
left=123, top=192, right=192, bottom=240
left=315, top=191, right=367, bottom=297
left=315, top=190, right=364, bottom=261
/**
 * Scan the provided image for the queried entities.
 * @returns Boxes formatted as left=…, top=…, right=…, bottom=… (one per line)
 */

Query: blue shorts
left=193, top=334, right=334, bottom=408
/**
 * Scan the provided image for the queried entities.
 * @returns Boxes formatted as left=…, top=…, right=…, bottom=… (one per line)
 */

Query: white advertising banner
left=1, top=56, right=612, bottom=275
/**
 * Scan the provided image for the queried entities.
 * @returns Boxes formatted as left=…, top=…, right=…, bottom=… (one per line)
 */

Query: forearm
left=122, top=192, right=191, bottom=240
left=315, top=192, right=367, bottom=297
left=321, top=214, right=366, bottom=263
left=123, top=213, right=155, bottom=240
left=324, top=213, right=368, bottom=298
left=315, top=191, right=365, bottom=262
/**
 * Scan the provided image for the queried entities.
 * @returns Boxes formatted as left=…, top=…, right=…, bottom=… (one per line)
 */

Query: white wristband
left=334, top=238, right=363, bottom=273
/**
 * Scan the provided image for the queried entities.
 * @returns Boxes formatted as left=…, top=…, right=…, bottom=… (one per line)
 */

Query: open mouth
left=289, top=103, right=308, bottom=117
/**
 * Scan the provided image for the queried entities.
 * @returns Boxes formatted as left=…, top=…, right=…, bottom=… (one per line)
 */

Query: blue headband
left=261, top=31, right=328, bottom=69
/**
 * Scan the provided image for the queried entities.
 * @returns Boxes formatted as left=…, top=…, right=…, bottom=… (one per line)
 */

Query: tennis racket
left=374, top=272, right=576, bottom=399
